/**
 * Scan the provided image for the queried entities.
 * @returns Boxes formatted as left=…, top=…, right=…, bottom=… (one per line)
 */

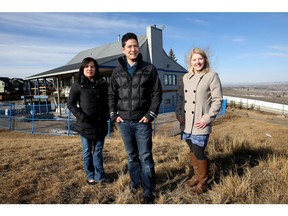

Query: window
left=164, top=74, right=177, bottom=86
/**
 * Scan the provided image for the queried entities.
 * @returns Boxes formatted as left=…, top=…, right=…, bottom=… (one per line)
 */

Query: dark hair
left=77, top=57, right=100, bottom=82
left=121, top=32, right=138, bottom=48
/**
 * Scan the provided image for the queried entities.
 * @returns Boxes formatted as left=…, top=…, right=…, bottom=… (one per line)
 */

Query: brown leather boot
left=186, top=153, right=200, bottom=188
left=191, top=159, right=208, bottom=194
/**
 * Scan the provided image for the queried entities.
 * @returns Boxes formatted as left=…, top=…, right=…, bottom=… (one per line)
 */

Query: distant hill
left=222, top=81, right=288, bottom=88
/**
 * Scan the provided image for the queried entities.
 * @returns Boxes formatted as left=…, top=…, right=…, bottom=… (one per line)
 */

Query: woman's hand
left=194, top=118, right=207, bottom=129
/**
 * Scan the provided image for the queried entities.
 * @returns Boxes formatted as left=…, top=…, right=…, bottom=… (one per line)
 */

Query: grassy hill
left=0, top=107, right=287, bottom=204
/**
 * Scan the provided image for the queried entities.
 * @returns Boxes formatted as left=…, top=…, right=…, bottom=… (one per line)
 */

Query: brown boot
left=186, top=153, right=200, bottom=188
left=191, top=159, right=208, bottom=194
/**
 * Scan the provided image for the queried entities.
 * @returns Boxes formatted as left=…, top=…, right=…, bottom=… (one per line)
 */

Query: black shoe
left=98, top=177, right=112, bottom=184
left=130, top=187, right=138, bottom=195
left=143, top=196, right=155, bottom=204
left=130, top=184, right=140, bottom=194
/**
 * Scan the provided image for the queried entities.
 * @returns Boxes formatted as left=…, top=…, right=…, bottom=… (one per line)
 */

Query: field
left=223, top=82, right=288, bottom=105
left=0, top=107, right=288, bottom=206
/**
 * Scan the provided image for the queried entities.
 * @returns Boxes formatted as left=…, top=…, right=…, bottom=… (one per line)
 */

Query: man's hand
left=139, top=116, right=149, bottom=123
left=116, top=116, right=124, bottom=123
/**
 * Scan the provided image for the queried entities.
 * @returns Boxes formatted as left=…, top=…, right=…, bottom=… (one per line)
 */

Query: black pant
left=185, top=139, right=207, bottom=160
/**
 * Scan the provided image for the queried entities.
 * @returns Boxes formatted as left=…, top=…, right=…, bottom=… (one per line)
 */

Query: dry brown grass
left=1, top=108, right=288, bottom=204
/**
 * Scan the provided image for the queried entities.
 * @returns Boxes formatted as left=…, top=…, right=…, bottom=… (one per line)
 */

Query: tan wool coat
left=176, top=71, right=223, bottom=135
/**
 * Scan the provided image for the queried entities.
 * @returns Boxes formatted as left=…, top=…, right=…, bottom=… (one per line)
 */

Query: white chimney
left=146, top=25, right=164, bottom=69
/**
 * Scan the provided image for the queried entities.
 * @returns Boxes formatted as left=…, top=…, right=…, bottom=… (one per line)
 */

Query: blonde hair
left=188, top=48, right=210, bottom=74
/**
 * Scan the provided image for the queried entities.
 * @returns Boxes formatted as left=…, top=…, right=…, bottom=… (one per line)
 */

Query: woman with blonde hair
left=176, top=48, right=223, bottom=194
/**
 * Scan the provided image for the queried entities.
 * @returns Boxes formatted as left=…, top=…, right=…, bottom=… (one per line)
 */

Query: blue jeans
left=119, top=121, right=156, bottom=197
left=80, top=135, right=106, bottom=182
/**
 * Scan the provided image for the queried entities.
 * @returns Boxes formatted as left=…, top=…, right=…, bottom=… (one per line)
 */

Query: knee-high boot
left=186, top=153, right=200, bottom=187
left=191, top=159, right=208, bottom=194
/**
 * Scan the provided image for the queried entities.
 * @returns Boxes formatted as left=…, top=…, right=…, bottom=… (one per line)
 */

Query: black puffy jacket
left=108, top=54, right=162, bottom=122
left=67, top=76, right=109, bottom=140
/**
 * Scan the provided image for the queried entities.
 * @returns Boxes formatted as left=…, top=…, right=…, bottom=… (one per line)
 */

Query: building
left=0, top=77, right=25, bottom=101
left=24, top=25, right=187, bottom=114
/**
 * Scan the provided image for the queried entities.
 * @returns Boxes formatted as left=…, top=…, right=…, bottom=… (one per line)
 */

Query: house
left=0, top=77, right=24, bottom=101
left=24, top=25, right=187, bottom=114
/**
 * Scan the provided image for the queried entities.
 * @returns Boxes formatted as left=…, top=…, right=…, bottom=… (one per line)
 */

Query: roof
left=25, top=34, right=147, bottom=80
left=68, top=34, right=147, bottom=65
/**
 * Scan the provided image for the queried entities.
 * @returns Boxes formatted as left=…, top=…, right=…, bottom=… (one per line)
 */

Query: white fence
left=224, top=96, right=288, bottom=115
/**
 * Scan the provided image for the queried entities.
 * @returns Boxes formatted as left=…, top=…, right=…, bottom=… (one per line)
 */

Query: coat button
left=193, top=101, right=195, bottom=104
left=192, top=111, right=194, bottom=114
left=185, top=100, right=187, bottom=103
left=184, top=110, right=186, bottom=113
left=193, top=90, right=196, bottom=93
left=185, top=90, right=187, bottom=92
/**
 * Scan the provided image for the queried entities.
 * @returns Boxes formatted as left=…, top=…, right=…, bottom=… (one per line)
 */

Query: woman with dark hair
left=67, top=57, right=109, bottom=185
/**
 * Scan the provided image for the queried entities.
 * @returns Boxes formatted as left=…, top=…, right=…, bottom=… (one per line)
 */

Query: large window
left=164, top=74, right=177, bottom=86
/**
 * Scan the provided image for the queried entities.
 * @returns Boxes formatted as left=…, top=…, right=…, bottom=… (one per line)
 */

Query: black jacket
left=108, top=54, right=162, bottom=122
left=67, top=76, right=109, bottom=140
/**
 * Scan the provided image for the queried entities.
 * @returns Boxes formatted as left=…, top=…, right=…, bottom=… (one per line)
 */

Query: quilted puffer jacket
left=67, top=76, right=109, bottom=140
left=108, top=54, right=162, bottom=122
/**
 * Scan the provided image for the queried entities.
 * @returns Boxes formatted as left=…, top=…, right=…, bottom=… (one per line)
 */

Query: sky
left=0, top=1, right=288, bottom=86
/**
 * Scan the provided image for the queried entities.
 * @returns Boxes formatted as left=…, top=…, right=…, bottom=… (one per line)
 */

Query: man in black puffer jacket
left=109, top=32, right=162, bottom=204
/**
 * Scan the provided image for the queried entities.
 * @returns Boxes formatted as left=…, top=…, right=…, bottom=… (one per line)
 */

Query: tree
left=168, top=48, right=177, bottom=62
